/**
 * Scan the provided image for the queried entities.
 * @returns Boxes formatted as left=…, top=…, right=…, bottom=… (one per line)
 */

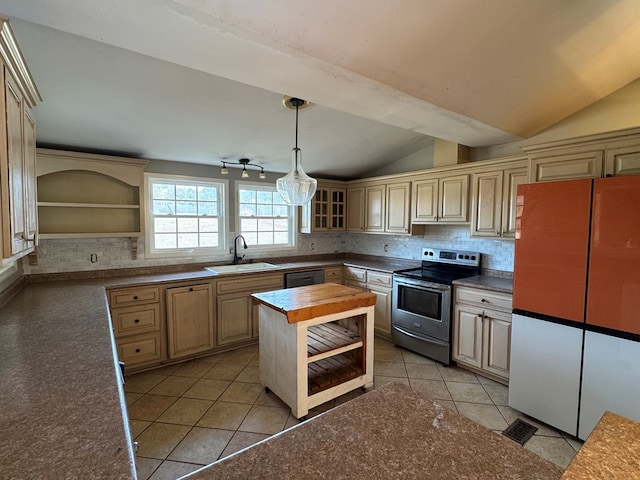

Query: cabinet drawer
left=112, top=304, right=160, bottom=337
left=324, top=266, right=344, bottom=281
left=366, top=271, right=392, bottom=287
left=117, top=334, right=162, bottom=366
left=109, top=286, right=160, bottom=307
left=344, top=267, right=367, bottom=282
left=455, top=287, right=512, bottom=312
left=216, top=273, right=283, bottom=295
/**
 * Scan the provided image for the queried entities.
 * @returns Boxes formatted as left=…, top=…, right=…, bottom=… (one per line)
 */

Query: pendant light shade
left=277, top=97, right=317, bottom=205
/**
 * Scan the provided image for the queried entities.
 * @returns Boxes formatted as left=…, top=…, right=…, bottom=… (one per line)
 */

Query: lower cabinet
left=453, top=286, right=513, bottom=384
left=166, top=283, right=215, bottom=359
left=344, top=266, right=393, bottom=338
left=109, top=285, right=164, bottom=371
left=216, top=273, right=283, bottom=347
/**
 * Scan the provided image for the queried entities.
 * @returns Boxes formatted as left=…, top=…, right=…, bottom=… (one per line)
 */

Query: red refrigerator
left=509, top=175, right=640, bottom=439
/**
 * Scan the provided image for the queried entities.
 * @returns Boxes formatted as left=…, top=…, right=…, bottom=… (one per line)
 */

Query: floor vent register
left=502, top=418, right=538, bottom=445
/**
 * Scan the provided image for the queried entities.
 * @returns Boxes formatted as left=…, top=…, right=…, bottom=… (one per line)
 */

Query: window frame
left=236, top=181, right=297, bottom=252
left=144, top=173, right=228, bottom=258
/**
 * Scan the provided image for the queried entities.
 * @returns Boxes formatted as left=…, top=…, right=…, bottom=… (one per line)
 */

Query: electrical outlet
left=384, top=244, right=389, bottom=253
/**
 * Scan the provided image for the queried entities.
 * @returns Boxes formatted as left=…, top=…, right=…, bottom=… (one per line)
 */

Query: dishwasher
left=284, top=269, right=325, bottom=288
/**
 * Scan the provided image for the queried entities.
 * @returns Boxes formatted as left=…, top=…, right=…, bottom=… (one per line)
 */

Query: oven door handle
left=393, top=280, right=450, bottom=293
left=392, top=325, right=450, bottom=347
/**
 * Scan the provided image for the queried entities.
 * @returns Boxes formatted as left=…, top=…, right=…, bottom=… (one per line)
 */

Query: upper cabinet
left=0, top=19, right=42, bottom=263
left=300, top=180, right=346, bottom=233
left=352, top=180, right=411, bottom=235
left=470, top=158, right=528, bottom=239
left=412, top=173, right=469, bottom=224
left=36, top=149, right=147, bottom=242
left=524, top=127, right=640, bottom=182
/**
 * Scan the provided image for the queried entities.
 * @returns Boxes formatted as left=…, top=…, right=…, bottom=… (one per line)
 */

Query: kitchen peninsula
left=253, top=282, right=376, bottom=418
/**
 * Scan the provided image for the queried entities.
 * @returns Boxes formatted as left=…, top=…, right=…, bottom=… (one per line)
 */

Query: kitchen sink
left=205, top=262, right=281, bottom=274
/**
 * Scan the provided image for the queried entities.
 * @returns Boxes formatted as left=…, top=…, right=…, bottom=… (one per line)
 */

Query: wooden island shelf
left=252, top=283, right=376, bottom=418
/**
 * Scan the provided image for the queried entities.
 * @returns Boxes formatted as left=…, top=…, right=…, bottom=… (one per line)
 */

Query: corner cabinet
left=347, top=180, right=411, bottom=235
left=453, top=286, right=513, bottom=384
left=0, top=19, right=42, bottom=262
left=36, top=149, right=147, bottom=256
left=412, top=173, right=469, bottom=224
left=470, top=158, right=528, bottom=239
left=300, top=180, right=347, bottom=233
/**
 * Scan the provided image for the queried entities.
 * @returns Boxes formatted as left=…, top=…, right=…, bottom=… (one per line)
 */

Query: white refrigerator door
left=579, top=331, right=640, bottom=440
left=508, top=314, right=583, bottom=436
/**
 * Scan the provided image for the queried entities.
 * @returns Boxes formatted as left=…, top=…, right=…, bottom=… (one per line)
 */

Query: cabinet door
left=346, top=187, right=365, bottom=232
left=452, top=305, right=483, bottom=368
left=500, top=167, right=528, bottom=238
left=470, top=171, right=502, bottom=238
left=605, top=144, right=640, bottom=177
left=4, top=75, right=27, bottom=256
left=529, top=151, right=603, bottom=182
left=385, top=182, right=410, bottom=234
left=217, top=292, right=252, bottom=345
left=368, top=285, right=392, bottom=336
left=166, top=284, right=214, bottom=359
left=365, top=185, right=385, bottom=232
left=330, top=188, right=346, bottom=230
left=438, top=174, right=468, bottom=222
left=312, top=188, right=330, bottom=231
left=481, top=309, right=511, bottom=381
left=412, top=178, right=438, bottom=223
left=22, top=107, right=37, bottom=243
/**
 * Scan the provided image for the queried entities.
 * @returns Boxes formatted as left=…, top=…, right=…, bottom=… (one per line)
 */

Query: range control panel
left=422, top=248, right=481, bottom=267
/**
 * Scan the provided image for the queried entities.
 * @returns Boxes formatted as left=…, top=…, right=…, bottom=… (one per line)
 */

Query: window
left=238, top=182, right=295, bottom=249
left=145, top=174, right=227, bottom=256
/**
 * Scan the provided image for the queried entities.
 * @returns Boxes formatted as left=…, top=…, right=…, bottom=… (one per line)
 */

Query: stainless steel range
left=392, top=247, right=481, bottom=365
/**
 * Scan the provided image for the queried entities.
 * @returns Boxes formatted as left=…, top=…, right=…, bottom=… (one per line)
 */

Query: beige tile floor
left=125, top=338, right=582, bottom=480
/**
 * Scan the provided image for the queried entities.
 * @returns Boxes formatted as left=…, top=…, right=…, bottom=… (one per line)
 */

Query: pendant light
left=276, top=97, right=317, bottom=205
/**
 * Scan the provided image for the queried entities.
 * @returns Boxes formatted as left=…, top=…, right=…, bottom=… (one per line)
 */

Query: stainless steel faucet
left=233, top=235, right=248, bottom=265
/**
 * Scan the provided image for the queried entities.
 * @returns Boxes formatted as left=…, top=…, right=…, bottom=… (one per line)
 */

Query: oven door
left=392, top=276, right=451, bottom=341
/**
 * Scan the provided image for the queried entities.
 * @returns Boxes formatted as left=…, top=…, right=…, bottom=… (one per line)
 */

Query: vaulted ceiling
left=1, top=1, right=639, bottom=178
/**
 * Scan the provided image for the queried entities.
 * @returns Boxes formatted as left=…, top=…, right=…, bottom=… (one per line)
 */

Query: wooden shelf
left=308, top=352, right=364, bottom=395
left=38, top=202, right=140, bottom=209
left=307, top=323, right=363, bottom=363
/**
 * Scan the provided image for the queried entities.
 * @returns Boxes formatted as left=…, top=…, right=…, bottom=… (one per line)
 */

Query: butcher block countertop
left=183, top=382, right=563, bottom=480
left=561, top=411, right=640, bottom=479
left=252, top=283, right=376, bottom=323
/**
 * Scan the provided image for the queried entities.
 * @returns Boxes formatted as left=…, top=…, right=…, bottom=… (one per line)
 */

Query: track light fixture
left=220, top=158, right=266, bottom=179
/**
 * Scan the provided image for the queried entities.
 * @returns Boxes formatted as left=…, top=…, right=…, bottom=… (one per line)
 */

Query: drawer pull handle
left=481, top=298, right=487, bottom=303
left=133, top=296, right=138, bottom=300
left=135, top=348, right=141, bottom=353
left=134, top=319, right=140, bottom=323
left=189, top=288, right=194, bottom=291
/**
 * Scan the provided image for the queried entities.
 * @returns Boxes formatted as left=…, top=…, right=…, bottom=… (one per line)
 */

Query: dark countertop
left=0, top=255, right=420, bottom=478
left=453, top=275, right=514, bottom=294
left=182, top=382, right=562, bottom=480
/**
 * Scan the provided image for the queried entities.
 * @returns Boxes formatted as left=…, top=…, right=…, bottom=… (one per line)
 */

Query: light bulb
left=221, top=164, right=229, bottom=175
left=241, top=167, right=249, bottom=178
left=259, top=168, right=266, bottom=180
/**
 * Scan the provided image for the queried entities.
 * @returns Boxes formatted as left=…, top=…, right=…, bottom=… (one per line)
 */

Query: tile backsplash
left=24, top=226, right=514, bottom=275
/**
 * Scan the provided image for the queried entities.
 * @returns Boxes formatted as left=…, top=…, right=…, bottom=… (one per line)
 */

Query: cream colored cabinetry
left=300, top=180, right=347, bottom=233
left=324, top=266, right=344, bottom=284
left=109, top=286, right=164, bottom=371
left=0, top=20, right=42, bottom=262
left=470, top=159, right=528, bottom=239
left=166, top=283, right=214, bottom=359
left=216, top=273, right=283, bottom=347
left=453, top=286, right=513, bottom=384
left=346, top=187, right=365, bottom=232
left=528, top=151, right=603, bottom=183
left=349, top=180, right=411, bottom=235
left=344, top=266, right=393, bottom=338
left=364, top=184, right=385, bottom=232
left=524, top=127, right=640, bottom=182
left=605, top=145, right=640, bottom=176
left=36, top=150, right=147, bottom=252
left=412, top=174, right=469, bottom=224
